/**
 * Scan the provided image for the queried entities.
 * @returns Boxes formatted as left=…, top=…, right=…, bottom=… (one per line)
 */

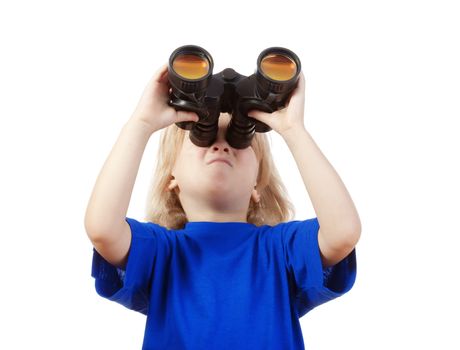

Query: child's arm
left=281, top=127, right=361, bottom=267
left=84, top=64, right=198, bottom=268
left=248, top=71, right=361, bottom=268
left=84, top=119, right=153, bottom=268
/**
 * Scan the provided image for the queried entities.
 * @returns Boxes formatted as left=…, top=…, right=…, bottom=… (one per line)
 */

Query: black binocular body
left=167, top=45, right=301, bottom=149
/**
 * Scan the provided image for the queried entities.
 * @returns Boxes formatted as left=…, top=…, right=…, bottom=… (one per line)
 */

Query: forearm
left=282, top=127, right=361, bottom=247
left=84, top=117, right=154, bottom=238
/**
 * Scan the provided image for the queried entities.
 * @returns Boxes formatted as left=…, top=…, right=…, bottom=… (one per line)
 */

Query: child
left=85, top=63, right=361, bottom=350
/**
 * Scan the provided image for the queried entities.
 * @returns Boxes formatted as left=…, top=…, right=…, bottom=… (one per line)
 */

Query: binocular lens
left=172, top=53, right=210, bottom=80
left=260, top=54, right=297, bottom=81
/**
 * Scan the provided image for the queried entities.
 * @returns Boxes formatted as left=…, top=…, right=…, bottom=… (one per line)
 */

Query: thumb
left=177, top=111, right=200, bottom=123
left=247, top=109, right=272, bottom=123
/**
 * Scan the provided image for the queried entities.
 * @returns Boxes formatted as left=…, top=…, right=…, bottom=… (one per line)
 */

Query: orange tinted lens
left=260, top=54, right=297, bottom=81
left=172, top=54, right=209, bottom=79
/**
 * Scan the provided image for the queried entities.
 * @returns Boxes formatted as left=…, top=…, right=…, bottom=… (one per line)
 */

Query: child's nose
left=209, top=122, right=232, bottom=151
left=210, top=140, right=230, bottom=153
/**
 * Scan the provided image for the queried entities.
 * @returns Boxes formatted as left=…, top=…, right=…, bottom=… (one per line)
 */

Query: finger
left=247, top=109, right=271, bottom=123
left=288, top=72, right=305, bottom=100
left=177, top=111, right=200, bottom=123
left=155, top=63, right=169, bottom=83
left=293, top=72, right=304, bottom=91
left=298, top=71, right=305, bottom=88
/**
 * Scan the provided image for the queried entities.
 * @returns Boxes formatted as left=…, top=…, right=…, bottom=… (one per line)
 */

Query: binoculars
left=167, top=45, right=301, bottom=149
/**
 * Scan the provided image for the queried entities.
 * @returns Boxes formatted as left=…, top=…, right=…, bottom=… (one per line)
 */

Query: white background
left=1, top=0, right=459, bottom=349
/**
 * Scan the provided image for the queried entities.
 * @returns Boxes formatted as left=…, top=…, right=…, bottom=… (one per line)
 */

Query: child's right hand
left=129, top=63, right=199, bottom=133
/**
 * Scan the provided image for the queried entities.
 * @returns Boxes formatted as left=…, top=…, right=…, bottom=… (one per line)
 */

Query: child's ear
left=167, top=177, right=179, bottom=192
left=251, top=187, right=260, bottom=203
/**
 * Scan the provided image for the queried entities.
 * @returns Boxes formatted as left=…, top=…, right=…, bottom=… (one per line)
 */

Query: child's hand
left=247, top=71, right=306, bottom=136
left=130, top=63, right=199, bottom=133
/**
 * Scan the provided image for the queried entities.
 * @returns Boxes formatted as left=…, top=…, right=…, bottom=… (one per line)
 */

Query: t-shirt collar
left=184, top=221, right=257, bottom=231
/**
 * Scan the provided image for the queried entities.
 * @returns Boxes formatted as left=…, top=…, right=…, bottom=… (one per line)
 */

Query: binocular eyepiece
left=167, top=45, right=301, bottom=149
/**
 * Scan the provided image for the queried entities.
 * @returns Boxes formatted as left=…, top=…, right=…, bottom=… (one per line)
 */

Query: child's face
left=168, top=113, right=260, bottom=215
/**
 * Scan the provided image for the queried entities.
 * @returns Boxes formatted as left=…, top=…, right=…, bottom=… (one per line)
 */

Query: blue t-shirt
left=91, top=217, right=357, bottom=350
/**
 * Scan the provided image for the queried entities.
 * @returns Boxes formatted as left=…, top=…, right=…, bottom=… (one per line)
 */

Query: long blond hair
left=144, top=118, right=295, bottom=230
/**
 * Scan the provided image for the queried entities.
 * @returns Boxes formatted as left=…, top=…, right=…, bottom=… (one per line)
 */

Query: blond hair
left=144, top=120, right=295, bottom=230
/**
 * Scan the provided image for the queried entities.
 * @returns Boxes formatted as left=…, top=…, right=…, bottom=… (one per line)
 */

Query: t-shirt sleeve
left=281, top=217, right=357, bottom=317
left=90, top=217, right=159, bottom=315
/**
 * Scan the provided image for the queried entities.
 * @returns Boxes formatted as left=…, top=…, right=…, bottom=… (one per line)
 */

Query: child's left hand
left=247, top=71, right=306, bottom=136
